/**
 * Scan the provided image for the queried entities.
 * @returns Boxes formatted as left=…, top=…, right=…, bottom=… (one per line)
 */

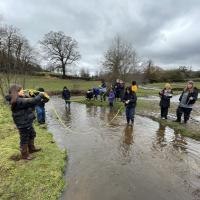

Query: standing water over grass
left=46, top=97, right=200, bottom=200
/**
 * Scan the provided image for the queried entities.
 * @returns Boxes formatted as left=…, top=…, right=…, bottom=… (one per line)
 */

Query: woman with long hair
left=6, top=84, right=47, bottom=160
left=175, top=81, right=198, bottom=123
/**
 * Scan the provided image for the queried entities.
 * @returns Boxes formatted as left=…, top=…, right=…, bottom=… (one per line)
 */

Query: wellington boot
left=21, top=144, right=34, bottom=160
left=28, top=139, right=41, bottom=153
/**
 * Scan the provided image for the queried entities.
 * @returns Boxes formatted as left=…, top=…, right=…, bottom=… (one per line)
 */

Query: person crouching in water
left=108, top=88, right=115, bottom=108
left=62, top=86, right=71, bottom=109
left=86, top=89, right=93, bottom=100
left=123, top=86, right=137, bottom=125
left=6, top=85, right=47, bottom=160
left=175, top=81, right=198, bottom=123
left=159, top=83, right=173, bottom=119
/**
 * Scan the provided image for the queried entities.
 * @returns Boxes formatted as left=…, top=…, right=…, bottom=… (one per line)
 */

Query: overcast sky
left=0, top=0, right=200, bottom=72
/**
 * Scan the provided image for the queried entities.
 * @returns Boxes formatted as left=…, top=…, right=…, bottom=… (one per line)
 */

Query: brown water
left=46, top=97, right=200, bottom=200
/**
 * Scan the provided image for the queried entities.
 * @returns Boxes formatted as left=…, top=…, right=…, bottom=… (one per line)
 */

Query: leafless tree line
left=0, top=25, right=39, bottom=96
left=0, top=23, right=81, bottom=97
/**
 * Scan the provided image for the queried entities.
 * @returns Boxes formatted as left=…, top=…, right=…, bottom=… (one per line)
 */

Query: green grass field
left=24, top=75, right=100, bottom=92
left=0, top=99, right=66, bottom=200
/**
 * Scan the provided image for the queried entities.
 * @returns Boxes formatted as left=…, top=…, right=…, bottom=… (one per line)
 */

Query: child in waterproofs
left=123, top=86, right=137, bottom=125
left=108, top=88, right=115, bottom=107
left=159, top=83, right=173, bottom=119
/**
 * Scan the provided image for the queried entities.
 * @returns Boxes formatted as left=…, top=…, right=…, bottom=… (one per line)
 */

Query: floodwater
left=46, top=97, right=200, bottom=200
left=138, top=94, right=181, bottom=102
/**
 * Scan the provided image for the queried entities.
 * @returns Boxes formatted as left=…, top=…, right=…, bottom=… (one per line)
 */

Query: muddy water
left=46, top=97, right=200, bottom=200
left=138, top=94, right=181, bottom=102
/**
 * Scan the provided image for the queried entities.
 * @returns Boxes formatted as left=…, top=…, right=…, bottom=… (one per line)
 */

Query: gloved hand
left=39, top=92, right=50, bottom=102
left=29, top=90, right=39, bottom=97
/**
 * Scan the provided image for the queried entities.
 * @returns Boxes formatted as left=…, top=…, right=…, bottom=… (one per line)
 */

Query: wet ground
left=138, top=94, right=196, bottom=103
left=46, top=97, right=200, bottom=200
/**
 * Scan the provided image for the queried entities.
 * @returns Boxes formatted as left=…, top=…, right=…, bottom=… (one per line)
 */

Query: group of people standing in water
left=5, top=80, right=198, bottom=160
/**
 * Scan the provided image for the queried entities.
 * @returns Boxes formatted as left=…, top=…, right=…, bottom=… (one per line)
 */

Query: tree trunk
left=62, top=63, right=66, bottom=78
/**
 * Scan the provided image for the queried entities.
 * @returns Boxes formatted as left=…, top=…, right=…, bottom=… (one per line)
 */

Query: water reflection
left=120, top=125, right=134, bottom=158
left=153, top=123, right=167, bottom=150
left=171, top=134, right=187, bottom=152
left=62, top=107, right=72, bottom=126
left=153, top=123, right=188, bottom=153
left=107, top=109, right=116, bottom=122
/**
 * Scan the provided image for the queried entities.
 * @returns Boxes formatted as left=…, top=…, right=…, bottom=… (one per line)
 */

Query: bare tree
left=0, top=25, right=20, bottom=96
left=143, top=60, right=164, bottom=83
left=0, top=24, right=37, bottom=96
left=40, top=31, right=81, bottom=78
left=102, top=36, right=138, bottom=82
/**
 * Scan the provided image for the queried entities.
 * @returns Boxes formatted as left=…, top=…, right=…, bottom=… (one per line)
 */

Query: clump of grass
left=0, top=99, right=66, bottom=200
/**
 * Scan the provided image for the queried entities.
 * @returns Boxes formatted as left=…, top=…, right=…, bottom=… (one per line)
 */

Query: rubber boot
left=175, top=107, right=182, bottom=122
left=21, top=144, right=33, bottom=160
left=28, top=139, right=41, bottom=153
left=131, top=119, right=134, bottom=126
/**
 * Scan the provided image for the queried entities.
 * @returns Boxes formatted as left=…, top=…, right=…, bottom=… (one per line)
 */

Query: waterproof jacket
left=8, top=95, right=42, bottom=129
left=159, top=89, right=173, bottom=108
left=62, top=89, right=71, bottom=100
left=108, top=91, right=115, bottom=103
left=179, top=87, right=198, bottom=105
left=123, top=92, right=137, bottom=108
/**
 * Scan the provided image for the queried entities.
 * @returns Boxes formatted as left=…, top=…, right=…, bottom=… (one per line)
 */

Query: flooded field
left=46, top=97, right=200, bottom=200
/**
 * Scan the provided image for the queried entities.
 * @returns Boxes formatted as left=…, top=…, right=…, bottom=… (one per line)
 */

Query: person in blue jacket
left=93, top=87, right=100, bottom=100
left=35, top=88, right=48, bottom=124
left=108, top=88, right=115, bottom=107
left=123, top=86, right=137, bottom=125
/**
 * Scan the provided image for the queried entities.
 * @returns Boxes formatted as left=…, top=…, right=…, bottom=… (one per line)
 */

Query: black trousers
left=109, top=102, right=113, bottom=107
left=161, top=107, right=169, bottom=118
left=18, top=126, right=36, bottom=146
left=176, top=106, right=192, bottom=123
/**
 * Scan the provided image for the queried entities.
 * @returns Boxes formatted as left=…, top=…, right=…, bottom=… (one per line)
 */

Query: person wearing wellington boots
left=159, top=83, right=173, bottom=119
left=6, top=84, right=47, bottom=160
left=175, top=81, right=198, bottom=123
left=123, top=86, right=137, bottom=126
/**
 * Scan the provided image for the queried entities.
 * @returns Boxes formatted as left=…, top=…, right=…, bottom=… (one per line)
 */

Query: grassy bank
left=1, top=74, right=163, bottom=97
left=73, top=98, right=200, bottom=140
left=23, top=75, right=100, bottom=91
left=18, top=75, right=158, bottom=97
left=0, top=100, right=66, bottom=200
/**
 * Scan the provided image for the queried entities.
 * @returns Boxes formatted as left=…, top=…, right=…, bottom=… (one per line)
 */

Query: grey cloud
left=0, top=0, right=200, bottom=70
